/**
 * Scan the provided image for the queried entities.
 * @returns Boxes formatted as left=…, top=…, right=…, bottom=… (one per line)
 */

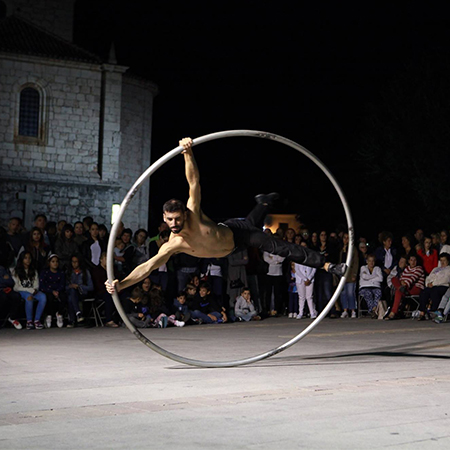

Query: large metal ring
left=107, top=130, right=354, bottom=368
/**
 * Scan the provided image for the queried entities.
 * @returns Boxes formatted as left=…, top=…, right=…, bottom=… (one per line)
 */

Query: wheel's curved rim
left=106, top=130, right=354, bottom=368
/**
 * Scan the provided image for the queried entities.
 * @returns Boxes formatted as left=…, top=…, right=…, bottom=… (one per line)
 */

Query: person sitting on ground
left=173, top=291, right=191, bottom=324
left=359, top=254, right=383, bottom=316
left=385, top=255, right=425, bottom=320
left=55, top=224, right=79, bottom=271
left=12, top=251, right=47, bottom=330
left=417, top=253, right=450, bottom=320
left=65, top=254, right=93, bottom=327
left=147, top=286, right=184, bottom=328
left=234, top=287, right=260, bottom=321
left=190, top=281, right=227, bottom=324
left=123, top=286, right=152, bottom=328
left=105, top=137, right=346, bottom=297
left=417, top=236, right=439, bottom=275
left=0, top=259, right=23, bottom=329
left=39, top=254, right=66, bottom=328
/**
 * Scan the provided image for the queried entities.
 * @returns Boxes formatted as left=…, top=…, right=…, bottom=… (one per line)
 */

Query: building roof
left=0, top=15, right=103, bottom=64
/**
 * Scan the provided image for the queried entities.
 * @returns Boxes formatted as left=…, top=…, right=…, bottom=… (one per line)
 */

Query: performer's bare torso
left=166, top=209, right=234, bottom=258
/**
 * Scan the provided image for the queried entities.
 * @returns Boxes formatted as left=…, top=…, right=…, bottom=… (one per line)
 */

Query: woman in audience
left=81, top=222, right=105, bottom=270
left=358, top=241, right=369, bottom=267
left=315, top=230, right=335, bottom=314
left=417, top=236, right=439, bottom=275
left=65, top=254, right=93, bottom=327
left=359, top=254, right=383, bottom=315
left=73, top=221, right=87, bottom=247
left=385, top=255, right=425, bottom=320
left=12, top=251, right=47, bottom=329
left=21, top=227, right=50, bottom=273
left=400, top=234, right=416, bottom=260
left=133, top=228, right=150, bottom=266
left=39, top=254, right=66, bottom=328
left=55, top=224, right=78, bottom=270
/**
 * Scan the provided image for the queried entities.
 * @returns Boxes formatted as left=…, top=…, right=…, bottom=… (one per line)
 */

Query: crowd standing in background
left=1, top=214, right=450, bottom=330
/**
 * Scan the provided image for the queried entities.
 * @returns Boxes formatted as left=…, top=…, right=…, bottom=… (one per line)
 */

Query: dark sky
left=74, top=2, right=450, bottom=238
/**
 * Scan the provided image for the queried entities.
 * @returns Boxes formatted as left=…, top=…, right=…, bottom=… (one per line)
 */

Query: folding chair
left=403, top=295, right=420, bottom=318
left=357, top=294, right=369, bottom=318
left=83, top=297, right=104, bottom=327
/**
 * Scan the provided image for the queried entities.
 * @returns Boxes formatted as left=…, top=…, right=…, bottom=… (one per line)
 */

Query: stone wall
left=118, top=75, right=157, bottom=231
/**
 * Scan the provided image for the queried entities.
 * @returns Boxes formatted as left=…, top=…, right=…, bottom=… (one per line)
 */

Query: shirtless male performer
left=106, top=138, right=346, bottom=295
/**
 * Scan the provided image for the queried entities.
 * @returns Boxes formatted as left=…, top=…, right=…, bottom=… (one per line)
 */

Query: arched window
left=18, top=87, right=40, bottom=137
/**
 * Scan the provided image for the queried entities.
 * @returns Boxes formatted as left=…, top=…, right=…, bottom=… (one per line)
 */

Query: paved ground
left=1, top=317, right=450, bottom=449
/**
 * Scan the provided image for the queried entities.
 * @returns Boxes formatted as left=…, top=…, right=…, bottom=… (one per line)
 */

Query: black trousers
left=224, top=203, right=325, bottom=268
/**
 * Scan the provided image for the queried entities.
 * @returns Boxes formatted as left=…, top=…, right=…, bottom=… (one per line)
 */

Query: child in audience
left=148, top=287, right=184, bottom=328
left=123, top=286, right=152, bottom=328
left=190, top=282, right=227, bottom=324
left=173, top=291, right=191, bottom=323
left=234, top=287, right=260, bottom=321
left=113, top=239, right=126, bottom=277
left=39, top=254, right=66, bottom=328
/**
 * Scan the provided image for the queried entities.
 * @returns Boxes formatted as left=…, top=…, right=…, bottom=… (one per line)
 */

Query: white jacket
left=263, top=252, right=285, bottom=276
left=12, top=269, right=39, bottom=294
left=425, top=265, right=450, bottom=287
left=294, top=263, right=316, bottom=283
left=359, top=265, right=383, bottom=288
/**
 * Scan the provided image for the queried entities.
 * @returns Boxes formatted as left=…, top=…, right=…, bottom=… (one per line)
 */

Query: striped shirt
left=400, top=265, right=425, bottom=290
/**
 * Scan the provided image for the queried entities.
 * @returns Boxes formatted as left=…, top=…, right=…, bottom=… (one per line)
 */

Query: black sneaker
left=327, top=263, right=347, bottom=277
left=254, top=192, right=279, bottom=206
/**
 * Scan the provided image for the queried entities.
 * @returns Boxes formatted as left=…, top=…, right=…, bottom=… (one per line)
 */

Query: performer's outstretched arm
left=180, top=137, right=201, bottom=214
left=106, top=242, right=177, bottom=293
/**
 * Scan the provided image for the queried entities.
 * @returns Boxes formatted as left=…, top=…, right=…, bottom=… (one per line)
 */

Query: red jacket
left=417, top=249, right=438, bottom=275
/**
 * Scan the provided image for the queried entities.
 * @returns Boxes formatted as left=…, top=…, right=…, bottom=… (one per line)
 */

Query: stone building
left=0, top=0, right=158, bottom=231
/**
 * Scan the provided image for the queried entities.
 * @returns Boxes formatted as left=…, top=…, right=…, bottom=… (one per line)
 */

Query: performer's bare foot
left=324, top=262, right=347, bottom=277
left=255, top=192, right=279, bottom=206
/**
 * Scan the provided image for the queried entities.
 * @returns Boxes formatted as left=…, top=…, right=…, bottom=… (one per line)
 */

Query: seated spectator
left=417, top=236, right=439, bottom=275
left=375, top=231, right=398, bottom=283
left=234, top=287, right=260, bottom=321
left=338, top=232, right=359, bottom=318
left=385, top=255, right=425, bottom=320
left=431, top=287, right=450, bottom=323
left=39, top=254, right=66, bottom=328
left=123, top=286, right=152, bottom=328
left=0, top=260, right=22, bottom=329
left=55, top=224, right=79, bottom=271
left=185, top=282, right=197, bottom=309
left=81, top=222, right=105, bottom=270
left=73, top=221, right=87, bottom=247
left=19, top=226, right=50, bottom=273
left=190, top=282, right=227, bottom=324
left=417, top=253, right=450, bottom=320
left=133, top=228, right=150, bottom=266
left=387, top=256, right=407, bottom=292
left=140, top=277, right=152, bottom=296
left=5, top=217, right=23, bottom=257
left=359, top=254, right=383, bottom=315
left=294, top=259, right=317, bottom=320
left=12, top=251, right=46, bottom=329
left=173, top=291, right=191, bottom=323
left=439, top=230, right=450, bottom=252
left=147, top=287, right=184, bottom=327
left=91, top=252, right=119, bottom=328
left=65, top=254, right=93, bottom=327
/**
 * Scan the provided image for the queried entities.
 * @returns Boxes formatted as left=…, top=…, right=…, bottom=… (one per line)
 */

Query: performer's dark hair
left=163, top=199, right=186, bottom=214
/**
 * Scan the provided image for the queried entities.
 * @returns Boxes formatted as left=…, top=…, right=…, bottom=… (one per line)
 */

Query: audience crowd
left=1, top=214, right=450, bottom=331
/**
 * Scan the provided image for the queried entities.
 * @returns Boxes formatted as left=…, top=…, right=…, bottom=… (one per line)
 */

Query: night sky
left=74, top=2, right=450, bottom=241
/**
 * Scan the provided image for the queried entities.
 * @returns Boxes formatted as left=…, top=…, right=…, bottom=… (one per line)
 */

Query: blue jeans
left=66, top=288, right=83, bottom=323
left=316, top=271, right=333, bottom=313
left=235, top=311, right=257, bottom=321
left=191, top=310, right=222, bottom=323
left=20, top=291, right=47, bottom=322
left=340, top=282, right=356, bottom=310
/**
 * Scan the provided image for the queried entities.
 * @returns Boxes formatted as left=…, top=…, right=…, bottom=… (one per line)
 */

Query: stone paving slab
left=0, top=318, right=449, bottom=449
